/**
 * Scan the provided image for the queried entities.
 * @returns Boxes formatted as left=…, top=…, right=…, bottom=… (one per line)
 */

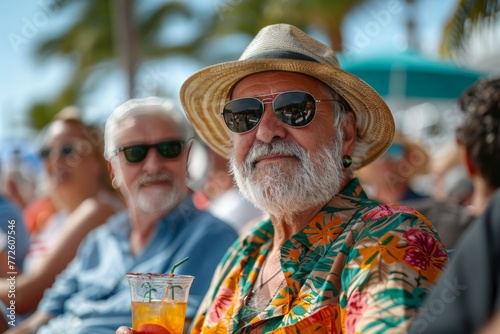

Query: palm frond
left=441, top=0, right=500, bottom=57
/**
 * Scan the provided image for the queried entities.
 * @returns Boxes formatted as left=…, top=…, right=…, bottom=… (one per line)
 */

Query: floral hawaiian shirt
left=191, top=178, right=448, bottom=334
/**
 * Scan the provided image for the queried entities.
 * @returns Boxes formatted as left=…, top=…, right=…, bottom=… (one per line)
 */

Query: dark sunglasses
left=221, top=91, right=342, bottom=133
left=39, top=143, right=77, bottom=160
left=114, top=140, right=188, bottom=163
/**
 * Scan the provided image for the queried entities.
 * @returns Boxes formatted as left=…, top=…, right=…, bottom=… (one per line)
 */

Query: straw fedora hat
left=180, top=23, right=394, bottom=170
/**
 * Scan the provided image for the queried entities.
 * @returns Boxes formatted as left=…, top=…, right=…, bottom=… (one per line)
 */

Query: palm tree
left=29, top=0, right=370, bottom=129
left=211, top=0, right=369, bottom=51
left=440, top=0, right=500, bottom=57
left=29, top=0, right=205, bottom=129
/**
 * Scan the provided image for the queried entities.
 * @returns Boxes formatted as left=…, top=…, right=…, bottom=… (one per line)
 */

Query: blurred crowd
left=1, top=77, right=500, bottom=333
left=1, top=25, right=500, bottom=333
left=4, top=84, right=492, bottom=259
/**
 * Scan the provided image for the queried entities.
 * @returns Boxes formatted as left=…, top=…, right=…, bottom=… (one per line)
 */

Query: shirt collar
left=108, top=195, right=196, bottom=239
left=292, top=178, right=368, bottom=256
left=239, top=178, right=368, bottom=257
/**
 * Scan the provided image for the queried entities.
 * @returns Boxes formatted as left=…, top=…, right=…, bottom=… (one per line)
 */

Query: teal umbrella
left=340, top=51, right=485, bottom=99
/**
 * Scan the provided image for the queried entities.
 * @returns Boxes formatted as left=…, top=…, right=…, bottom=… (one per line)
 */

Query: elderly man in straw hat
left=115, top=24, right=448, bottom=334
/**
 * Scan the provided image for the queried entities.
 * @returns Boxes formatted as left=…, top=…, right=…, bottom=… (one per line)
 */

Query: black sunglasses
left=114, top=140, right=188, bottom=163
left=220, top=91, right=342, bottom=133
left=39, top=143, right=77, bottom=160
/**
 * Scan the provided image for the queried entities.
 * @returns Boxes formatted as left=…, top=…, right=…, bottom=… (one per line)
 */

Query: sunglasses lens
left=274, top=92, right=316, bottom=127
left=123, top=146, right=148, bottom=163
left=61, top=144, right=75, bottom=157
left=385, top=143, right=405, bottom=161
left=157, top=141, right=183, bottom=159
left=39, top=143, right=76, bottom=160
left=120, top=141, right=185, bottom=163
left=222, top=98, right=263, bottom=133
left=39, top=148, right=50, bottom=159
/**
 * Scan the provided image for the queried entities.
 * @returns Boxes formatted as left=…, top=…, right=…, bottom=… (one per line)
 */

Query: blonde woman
left=0, top=108, right=123, bottom=327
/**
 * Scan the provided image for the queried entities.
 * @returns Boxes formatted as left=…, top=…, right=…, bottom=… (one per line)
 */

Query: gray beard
left=230, top=134, right=345, bottom=223
left=134, top=173, right=179, bottom=213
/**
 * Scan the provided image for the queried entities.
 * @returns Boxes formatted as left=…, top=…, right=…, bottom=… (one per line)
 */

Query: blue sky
left=0, top=0, right=458, bottom=154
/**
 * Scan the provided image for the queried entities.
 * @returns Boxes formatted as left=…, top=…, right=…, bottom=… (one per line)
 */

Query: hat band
left=245, top=50, right=317, bottom=62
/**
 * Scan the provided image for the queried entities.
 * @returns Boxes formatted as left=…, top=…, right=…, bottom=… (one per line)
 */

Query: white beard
left=134, top=173, right=179, bottom=213
left=230, top=133, right=345, bottom=223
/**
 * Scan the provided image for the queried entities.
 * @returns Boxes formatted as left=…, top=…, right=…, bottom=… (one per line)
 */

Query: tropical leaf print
left=191, top=179, right=448, bottom=334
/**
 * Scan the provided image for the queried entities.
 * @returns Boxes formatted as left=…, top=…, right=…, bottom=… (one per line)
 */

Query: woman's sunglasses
left=383, top=142, right=406, bottom=161
left=39, top=142, right=80, bottom=160
left=38, top=144, right=75, bottom=160
left=114, top=140, right=188, bottom=163
left=220, top=91, right=343, bottom=133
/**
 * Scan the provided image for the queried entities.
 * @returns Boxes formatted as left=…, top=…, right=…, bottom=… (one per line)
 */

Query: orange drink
left=131, top=300, right=187, bottom=334
left=127, top=273, right=194, bottom=334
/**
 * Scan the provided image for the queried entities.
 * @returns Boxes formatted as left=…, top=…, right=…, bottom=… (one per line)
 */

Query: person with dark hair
left=408, top=188, right=500, bottom=334
left=406, top=76, right=500, bottom=334
left=456, top=77, right=500, bottom=216
left=118, top=24, right=447, bottom=334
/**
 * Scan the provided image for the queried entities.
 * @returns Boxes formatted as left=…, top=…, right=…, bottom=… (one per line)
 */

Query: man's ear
left=107, top=161, right=117, bottom=188
left=342, top=111, right=357, bottom=156
left=186, top=139, right=196, bottom=171
left=186, top=141, right=193, bottom=160
left=464, top=148, right=476, bottom=176
left=107, top=161, right=114, bottom=177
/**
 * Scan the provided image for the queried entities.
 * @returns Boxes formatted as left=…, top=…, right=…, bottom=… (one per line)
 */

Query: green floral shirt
left=192, top=178, right=447, bottom=334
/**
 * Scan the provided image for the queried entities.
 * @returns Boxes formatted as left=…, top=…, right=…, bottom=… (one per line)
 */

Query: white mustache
left=136, top=173, right=173, bottom=186
left=246, top=140, right=305, bottom=166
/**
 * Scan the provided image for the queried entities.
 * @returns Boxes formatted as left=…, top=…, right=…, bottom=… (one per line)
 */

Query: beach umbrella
left=340, top=50, right=484, bottom=100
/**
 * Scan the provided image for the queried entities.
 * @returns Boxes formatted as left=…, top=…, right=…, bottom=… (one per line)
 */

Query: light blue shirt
left=37, top=195, right=238, bottom=334
left=0, top=195, right=29, bottom=270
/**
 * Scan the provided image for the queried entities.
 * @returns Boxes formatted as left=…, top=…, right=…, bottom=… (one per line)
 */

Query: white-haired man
left=179, top=24, right=448, bottom=334
left=8, top=98, right=237, bottom=334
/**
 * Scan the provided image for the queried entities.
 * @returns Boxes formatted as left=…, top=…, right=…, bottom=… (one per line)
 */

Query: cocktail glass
left=127, top=273, right=194, bottom=334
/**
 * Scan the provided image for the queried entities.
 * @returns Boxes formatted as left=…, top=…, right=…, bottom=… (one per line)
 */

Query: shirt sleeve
left=189, top=239, right=239, bottom=334
left=170, top=215, right=238, bottom=319
left=0, top=198, right=30, bottom=270
left=341, top=206, right=448, bottom=333
left=36, top=234, right=96, bottom=315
